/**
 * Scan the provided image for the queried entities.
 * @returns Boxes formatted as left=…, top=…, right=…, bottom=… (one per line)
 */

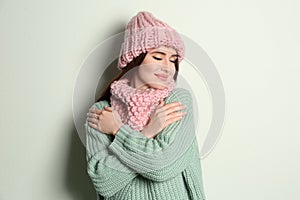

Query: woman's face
left=130, top=46, right=178, bottom=90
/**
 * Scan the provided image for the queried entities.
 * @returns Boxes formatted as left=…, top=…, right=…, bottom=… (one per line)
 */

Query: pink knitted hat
left=118, top=11, right=185, bottom=70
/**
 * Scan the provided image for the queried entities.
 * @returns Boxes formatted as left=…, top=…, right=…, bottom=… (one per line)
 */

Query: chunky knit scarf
left=110, top=78, right=176, bottom=131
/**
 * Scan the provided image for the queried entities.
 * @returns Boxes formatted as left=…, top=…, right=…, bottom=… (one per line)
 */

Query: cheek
left=169, top=66, right=176, bottom=76
left=138, top=64, right=159, bottom=75
left=137, top=67, right=152, bottom=81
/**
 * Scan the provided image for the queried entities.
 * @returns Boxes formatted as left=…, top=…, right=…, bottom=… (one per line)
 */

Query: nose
left=161, top=63, right=173, bottom=74
left=162, top=58, right=174, bottom=69
left=161, top=65, right=169, bottom=73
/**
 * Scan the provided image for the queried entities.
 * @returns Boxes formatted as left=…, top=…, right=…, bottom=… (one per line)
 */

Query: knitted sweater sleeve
left=85, top=101, right=138, bottom=198
left=107, top=88, right=198, bottom=181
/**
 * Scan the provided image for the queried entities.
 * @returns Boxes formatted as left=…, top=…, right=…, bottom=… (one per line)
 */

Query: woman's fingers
left=168, top=110, right=187, bottom=118
left=162, top=106, right=187, bottom=128
left=87, top=116, right=98, bottom=124
left=88, top=122, right=97, bottom=129
left=153, top=101, right=186, bottom=122
left=161, top=102, right=181, bottom=110
left=163, top=103, right=186, bottom=116
left=155, top=102, right=181, bottom=114
left=89, top=108, right=102, bottom=115
left=164, top=115, right=183, bottom=127
left=87, top=107, right=113, bottom=123
left=164, top=110, right=186, bottom=124
left=104, top=106, right=113, bottom=112
left=87, top=112, right=98, bottom=119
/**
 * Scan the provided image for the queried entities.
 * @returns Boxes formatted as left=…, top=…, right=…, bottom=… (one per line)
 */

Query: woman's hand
left=142, top=101, right=186, bottom=138
left=87, top=106, right=123, bottom=136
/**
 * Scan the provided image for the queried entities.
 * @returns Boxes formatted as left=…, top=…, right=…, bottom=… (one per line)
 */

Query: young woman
left=85, top=11, right=206, bottom=200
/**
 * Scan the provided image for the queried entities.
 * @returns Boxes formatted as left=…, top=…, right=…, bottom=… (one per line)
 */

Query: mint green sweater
left=85, top=88, right=206, bottom=200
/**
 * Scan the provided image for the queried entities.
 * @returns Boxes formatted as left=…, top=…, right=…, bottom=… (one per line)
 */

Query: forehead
left=147, top=46, right=177, bottom=55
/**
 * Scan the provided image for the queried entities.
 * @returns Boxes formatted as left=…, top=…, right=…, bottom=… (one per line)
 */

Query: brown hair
left=95, top=52, right=179, bottom=103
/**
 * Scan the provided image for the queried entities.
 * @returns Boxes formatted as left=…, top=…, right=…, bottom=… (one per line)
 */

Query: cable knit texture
left=85, top=88, right=206, bottom=200
left=110, top=78, right=176, bottom=131
left=118, top=11, right=185, bottom=69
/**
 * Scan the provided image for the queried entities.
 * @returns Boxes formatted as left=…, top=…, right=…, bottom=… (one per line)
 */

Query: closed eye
left=153, top=56, right=162, bottom=60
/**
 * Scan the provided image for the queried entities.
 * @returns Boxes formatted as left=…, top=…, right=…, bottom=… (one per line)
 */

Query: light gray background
left=1, top=0, right=299, bottom=200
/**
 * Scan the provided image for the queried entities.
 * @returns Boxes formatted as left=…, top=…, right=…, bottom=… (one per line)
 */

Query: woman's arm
left=85, top=101, right=138, bottom=198
left=106, top=88, right=197, bottom=181
left=87, top=88, right=198, bottom=183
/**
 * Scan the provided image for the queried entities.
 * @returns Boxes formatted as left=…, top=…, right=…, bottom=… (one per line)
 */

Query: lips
left=155, top=73, right=168, bottom=81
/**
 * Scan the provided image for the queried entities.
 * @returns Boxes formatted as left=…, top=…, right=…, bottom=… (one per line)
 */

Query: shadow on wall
left=95, top=58, right=119, bottom=100
left=64, top=61, right=120, bottom=200
left=65, top=24, right=126, bottom=199
left=65, top=127, right=96, bottom=200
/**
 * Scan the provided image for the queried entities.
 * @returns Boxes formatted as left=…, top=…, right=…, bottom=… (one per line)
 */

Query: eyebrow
left=150, top=51, right=178, bottom=57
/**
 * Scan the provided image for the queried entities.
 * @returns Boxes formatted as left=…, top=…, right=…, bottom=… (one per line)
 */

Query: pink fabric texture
left=110, top=78, right=176, bottom=131
left=118, top=11, right=185, bottom=69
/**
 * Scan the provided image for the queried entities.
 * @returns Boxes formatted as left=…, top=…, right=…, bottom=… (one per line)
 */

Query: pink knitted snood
left=110, top=78, right=176, bottom=131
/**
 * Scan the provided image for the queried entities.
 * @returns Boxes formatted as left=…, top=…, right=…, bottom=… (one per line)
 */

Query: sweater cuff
left=109, top=124, right=143, bottom=154
left=109, top=124, right=135, bottom=155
